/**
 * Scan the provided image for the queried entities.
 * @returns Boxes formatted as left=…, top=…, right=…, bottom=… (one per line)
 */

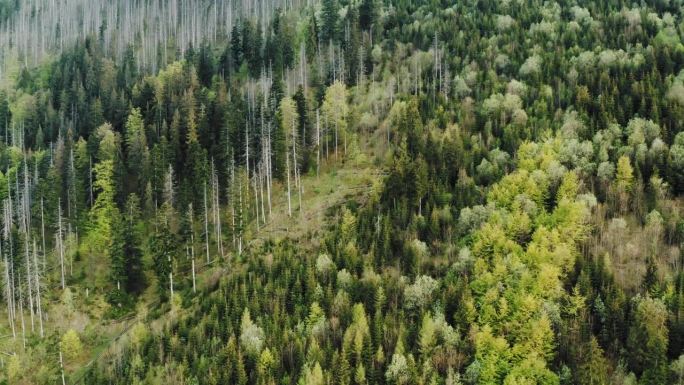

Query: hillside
left=0, top=0, right=683, bottom=384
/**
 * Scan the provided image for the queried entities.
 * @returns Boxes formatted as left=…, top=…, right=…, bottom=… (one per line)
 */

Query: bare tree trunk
left=57, top=199, right=65, bottom=290
left=4, top=250, right=15, bottom=339
left=266, top=125, right=272, bottom=216
left=4, top=198, right=16, bottom=335
left=40, top=198, right=46, bottom=268
left=259, top=166, right=266, bottom=224
left=298, top=166, right=303, bottom=218
left=89, top=156, right=94, bottom=206
left=169, top=271, right=174, bottom=299
left=245, top=122, right=250, bottom=177
left=18, top=280, right=25, bottom=348
left=67, top=150, right=73, bottom=219
left=191, top=258, right=196, bottom=293
left=230, top=160, right=236, bottom=249
left=68, top=229, right=74, bottom=278
left=203, top=185, right=210, bottom=263
left=189, top=204, right=196, bottom=293
left=32, top=240, right=43, bottom=338
left=317, top=110, right=321, bottom=177
left=253, top=173, right=260, bottom=231
left=24, top=236, right=33, bottom=333
left=211, top=161, right=223, bottom=257
left=325, top=114, right=329, bottom=160
left=286, top=151, right=292, bottom=217
left=59, top=351, right=66, bottom=385
left=238, top=175, right=243, bottom=254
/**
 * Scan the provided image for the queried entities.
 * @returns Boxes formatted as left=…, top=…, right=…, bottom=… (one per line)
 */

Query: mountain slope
left=1, top=0, right=684, bottom=384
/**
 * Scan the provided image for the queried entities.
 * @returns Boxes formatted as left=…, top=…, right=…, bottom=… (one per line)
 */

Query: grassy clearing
left=254, top=160, right=381, bottom=243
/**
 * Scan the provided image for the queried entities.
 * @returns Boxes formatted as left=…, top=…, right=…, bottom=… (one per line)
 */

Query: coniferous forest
left=0, top=0, right=683, bottom=384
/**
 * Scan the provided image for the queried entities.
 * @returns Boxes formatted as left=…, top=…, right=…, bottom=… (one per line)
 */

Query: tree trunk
left=57, top=199, right=65, bottom=290
left=191, top=258, right=196, bottom=293
left=203, top=185, right=210, bottom=263
left=40, top=198, right=46, bottom=268
left=317, top=110, right=320, bottom=177
left=32, top=240, right=43, bottom=338
left=286, top=152, right=292, bottom=217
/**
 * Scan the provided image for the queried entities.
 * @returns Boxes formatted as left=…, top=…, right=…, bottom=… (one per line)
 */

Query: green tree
left=183, top=94, right=208, bottom=208
left=627, top=296, right=669, bottom=384
left=111, top=194, right=145, bottom=294
left=413, top=156, right=429, bottom=216
left=0, top=89, right=10, bottom=142
left=60, top=329, right=83, bottom=361
left=149, top=214, right=176, bottom=300
left=579, top=337, right=609, bottom=385
left=299, top=362, right=325, bottom=385
left=90, top=160, right=119, bottom=260
left=616, top=155, right=634, bottom=192
left=320, top=0, right=338, bottom=43
left=359, top=0, right=376, bottom=30
left=125, top=108, right=149, bottom=196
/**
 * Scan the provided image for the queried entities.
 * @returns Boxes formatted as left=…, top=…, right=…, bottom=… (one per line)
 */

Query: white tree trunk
left=317, top=110, right=321, bottom=177
left=57, top=199, right=65, bottom=290
left=40, top=198, right=46, bottom=268
left=286, top=152, right=292, bottom=217
left=203, top=185, right=210, bottom=263
left=59, top=351, right=66, bottom=385
left=191, top=258, right=196, bottom=293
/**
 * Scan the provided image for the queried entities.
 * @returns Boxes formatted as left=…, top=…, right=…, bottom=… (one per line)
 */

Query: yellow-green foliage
left=88, top=159, right=118, bottom=256
left=343, top=303, right=370, bottom=357
left=60, top=329, right=83, bottom=361
left=322, top=81, right=349, bottom=136
left=6, top=353, right=21, bottom=382
left=470, top=135, right=591, bottom=383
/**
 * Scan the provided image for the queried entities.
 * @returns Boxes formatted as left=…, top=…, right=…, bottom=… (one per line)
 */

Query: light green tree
left=299, top=361, right=325, bottom=385
left=322, top=81, right=349, bottom=156
left=60, top=329, right=83, bottom=361
left=89, top=160, right=120, bottom=259
left=616, top=155, right=634, bottom=192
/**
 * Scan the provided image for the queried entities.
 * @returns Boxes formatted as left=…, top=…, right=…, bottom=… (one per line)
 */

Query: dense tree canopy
left=0, top=0, right=683, bottom=384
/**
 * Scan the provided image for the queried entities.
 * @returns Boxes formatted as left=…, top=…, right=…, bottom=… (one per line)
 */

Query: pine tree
left=579, top=337, right=610, bottom=385
left=642, top=256, right=659, bottom=296
left=293, top=87, right=311, bottom=170
left=90, top=160, right=119, bottom=262
left=125, top=108, right=149, bottom=197
left=231, top=23, right=242, bottom=69
left=111, top=194, right=144, bottom=294
left=0, top=89, right=11, bottom=144
left=627, top=296, right=669, bottom=384
left=321, top=0, right=338, bottom=43
left=306, top=13, right=319, bottom=61
left=150, top=216, right=175, bottom=300
left=184, top=93, right=209, bottom=208
left=197, top=41, right=216, bottom=87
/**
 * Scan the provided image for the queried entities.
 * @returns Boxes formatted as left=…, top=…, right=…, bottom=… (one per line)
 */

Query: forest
left=0, top=0, right=682, bottom=384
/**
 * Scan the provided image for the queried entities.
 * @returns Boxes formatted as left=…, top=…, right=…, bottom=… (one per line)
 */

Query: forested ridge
left=0, top=0, right=683, bottom=384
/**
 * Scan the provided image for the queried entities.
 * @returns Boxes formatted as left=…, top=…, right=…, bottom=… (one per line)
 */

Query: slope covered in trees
left=0, top=0, right=683, bottom=384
